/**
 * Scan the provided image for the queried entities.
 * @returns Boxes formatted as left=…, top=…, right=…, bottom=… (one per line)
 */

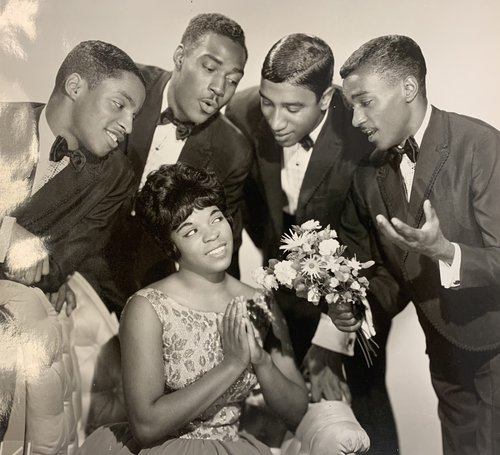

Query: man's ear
left=403, top=75, right=419, bottom=103
left=64, top=73, right=85, bottom=101
left=319, top=85, right=334, bottom=110
left=173, top=44, right=185, bottom=70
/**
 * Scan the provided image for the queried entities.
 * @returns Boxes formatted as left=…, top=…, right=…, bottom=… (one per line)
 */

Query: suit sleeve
left=38, top=159, right=135, bottom=293
left=225, top=96, right=267, bottom=250
left=458, top=128, right=500, bottom=288
left=218, top=123, right=252, bottom=254
left=339, top=180, right=410, bottom=323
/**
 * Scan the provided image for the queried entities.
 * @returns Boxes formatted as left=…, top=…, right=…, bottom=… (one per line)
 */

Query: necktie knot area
left=158, top=107, right=194, bottom=140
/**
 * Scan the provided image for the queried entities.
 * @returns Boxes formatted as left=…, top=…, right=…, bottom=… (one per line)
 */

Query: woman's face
left=170, top=205, right=233, bottom=278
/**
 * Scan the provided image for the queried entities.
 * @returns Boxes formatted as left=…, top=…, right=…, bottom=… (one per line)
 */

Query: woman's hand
left=245, top=318, right=269, bottom=366
left=218, top=299, right=250, bottom=370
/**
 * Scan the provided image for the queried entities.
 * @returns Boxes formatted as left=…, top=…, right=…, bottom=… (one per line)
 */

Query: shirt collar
left=161, top=79, right=171, bottom=113
left=413, top=102, right=432, bottom=147
left=309, top=110, right=328, bottom=143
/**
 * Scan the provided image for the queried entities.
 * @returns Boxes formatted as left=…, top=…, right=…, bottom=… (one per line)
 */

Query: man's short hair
left=340, top=35, right=427, bottom=97
left=181, top=13, right=247, bottom=61
left=54, top=40, right=145, bottom=91
left=261, top=33, right=334, bottom=101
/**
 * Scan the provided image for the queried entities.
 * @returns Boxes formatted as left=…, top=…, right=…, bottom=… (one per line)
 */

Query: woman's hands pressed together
left=218, top=298, right=268, bottom=369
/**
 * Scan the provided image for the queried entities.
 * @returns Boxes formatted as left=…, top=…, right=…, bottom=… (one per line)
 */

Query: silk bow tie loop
left=49, top=135, right=86, bottom=172
left=391, top=136, right=419, bottom=166
left=299, top=134, right=314, bottom=151
left=158, top=107, right=194, bottom=141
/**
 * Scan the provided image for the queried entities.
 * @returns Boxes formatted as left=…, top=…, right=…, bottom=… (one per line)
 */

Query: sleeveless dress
left=78, top=288, right=273, bottom=455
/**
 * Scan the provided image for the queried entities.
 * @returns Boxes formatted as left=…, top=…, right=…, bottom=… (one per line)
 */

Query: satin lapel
left=126, top=71, right=170, bottom=185
left=256, top=120, right=284, bottom=236
left=407, top=108, right=451, bottom=228
left=376, top=159, right=410, bottom=225
left=178, top=118, right=214, bottom=169
left=297, top=110, right=339, bottom=214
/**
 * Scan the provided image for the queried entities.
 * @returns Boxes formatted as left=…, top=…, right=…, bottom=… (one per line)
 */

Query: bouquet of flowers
left=252, top=220, right=378, bottom=366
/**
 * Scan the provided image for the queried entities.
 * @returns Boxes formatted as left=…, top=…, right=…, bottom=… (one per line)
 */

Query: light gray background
left=2, top=1, right=499, bottom=454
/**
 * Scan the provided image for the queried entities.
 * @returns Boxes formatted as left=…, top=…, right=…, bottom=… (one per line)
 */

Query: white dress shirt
left=139, top=81, right=185, bottom=190
left=281, top=112, right=328, bottom=215
left=31, top=107, right=69, bottom=195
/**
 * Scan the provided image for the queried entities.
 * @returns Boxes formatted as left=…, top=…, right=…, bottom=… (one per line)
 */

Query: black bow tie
left=392, top=136, right=419, bottom=165
left=49, top=136, right=103, bottom=172
left=158, top=107, right=194, bottom=141
left=299, top=134, right=314, bottom=151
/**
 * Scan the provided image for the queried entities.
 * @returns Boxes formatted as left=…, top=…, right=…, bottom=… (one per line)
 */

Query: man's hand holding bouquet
left=252, top=220, right=378, bottom=366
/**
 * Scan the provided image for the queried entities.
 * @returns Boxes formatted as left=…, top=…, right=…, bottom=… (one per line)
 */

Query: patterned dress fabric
left=78, top=288, right=273, bottom=455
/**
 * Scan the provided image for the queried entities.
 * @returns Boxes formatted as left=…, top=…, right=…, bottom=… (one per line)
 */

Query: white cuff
left=439, top=242, right=461, bottom=288
left=311, top=313, right=355, bottom=356
left=0, top=216, right=16, bottom=263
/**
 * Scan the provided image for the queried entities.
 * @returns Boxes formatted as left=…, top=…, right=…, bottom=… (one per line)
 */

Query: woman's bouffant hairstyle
left=135, top=162, right=230, bottom=261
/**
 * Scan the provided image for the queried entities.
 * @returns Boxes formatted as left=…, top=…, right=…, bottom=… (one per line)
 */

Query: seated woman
left=79, top=163, right=309, bottom=454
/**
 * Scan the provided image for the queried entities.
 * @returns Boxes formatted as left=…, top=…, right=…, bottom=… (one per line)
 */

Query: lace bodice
left=134, top=288, right=271, bottom=441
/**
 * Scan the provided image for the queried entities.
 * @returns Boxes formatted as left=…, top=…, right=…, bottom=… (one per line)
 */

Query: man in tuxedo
left=106, top=13, right=251, bottom=309
left=0, top=40, right=146, bottom=313
left=0, top=40, right=145, bottom=436
left=226, top=33, right=398, bottom=454
left=332, top=35, right=500, bottom=455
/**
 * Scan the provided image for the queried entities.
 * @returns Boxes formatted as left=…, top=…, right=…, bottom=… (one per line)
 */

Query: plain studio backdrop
left=1, top=1, right=499, bottom=454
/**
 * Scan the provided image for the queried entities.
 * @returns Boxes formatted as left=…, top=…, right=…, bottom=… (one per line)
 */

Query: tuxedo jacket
left=0, top=102, right=135, bottom=294
left=226, top=86, right=374, bottom=263
left=341, top=106, right=500, bottom=351
left=107, top=65, right=251, bottom=305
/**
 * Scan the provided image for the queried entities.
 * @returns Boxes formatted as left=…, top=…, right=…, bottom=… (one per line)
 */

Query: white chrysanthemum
left=263, top=274, right=279, bottom=291
left=346, top=257, right=362, bottom=271
left=301, top=256, right=322, bottom=278
left=300, top=220, right=322, bottom=231
left=252, top=266, right=268, bottom=287
left=280, top=230, right=309, bottom=252
left=325, top=256, right=341, bottom=273
left=319, top=238, right=340, bottom=256
left=273, top=260, right=297, bottom=287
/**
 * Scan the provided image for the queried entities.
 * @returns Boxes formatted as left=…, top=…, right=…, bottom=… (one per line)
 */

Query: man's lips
left=274, top=132, right=293, bottom=142
left=200, top=99, right=219, bottom=115
left=361, top=128, right=377, bottom=142
left=106, top=130, right=124, bottom=146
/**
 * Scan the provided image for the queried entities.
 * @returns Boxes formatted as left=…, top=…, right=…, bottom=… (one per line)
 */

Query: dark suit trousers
left=426, top=331, right=500, bottom=455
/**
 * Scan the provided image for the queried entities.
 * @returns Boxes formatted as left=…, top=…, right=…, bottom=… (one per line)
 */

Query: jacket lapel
left=178, top=116, right=214, bottom=169
left=407, top=107, right=451, bottom=228
left=126, top=70, right=171, bottom=186
left=297, top=110, right=339, bottom=215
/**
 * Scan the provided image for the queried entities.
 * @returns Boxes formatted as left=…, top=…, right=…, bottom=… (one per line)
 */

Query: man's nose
left=209, top=74, right=225, bottom=98
left=119, top=111, right=134, bottom=135
left=352, top=107, right=366, bottom=128
left=269, top=109, right=286, bottom=132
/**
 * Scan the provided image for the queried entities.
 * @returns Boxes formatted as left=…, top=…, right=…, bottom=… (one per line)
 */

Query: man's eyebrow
left=117, top=90, right=135, bottom=105
left=203, top=53, right=244, bottom=75
left=351, top=90, right=369, bottom=99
